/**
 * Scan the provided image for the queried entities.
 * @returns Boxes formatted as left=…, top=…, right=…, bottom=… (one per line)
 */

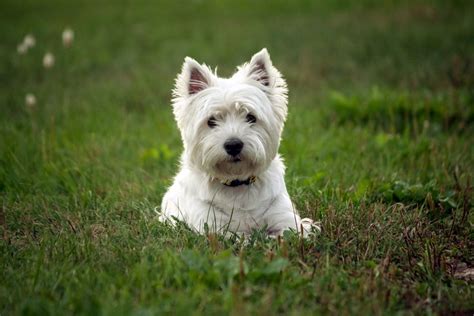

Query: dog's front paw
left=300, top=218, right=321, bottom=237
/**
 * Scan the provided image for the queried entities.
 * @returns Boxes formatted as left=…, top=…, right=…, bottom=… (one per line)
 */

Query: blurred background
left=3, top=1, right=474, bottom=97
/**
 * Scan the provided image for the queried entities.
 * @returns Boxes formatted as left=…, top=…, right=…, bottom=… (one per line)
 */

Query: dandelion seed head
left=43, top=52, right=55, bottom=68
left=62, top=28, right=74, bottom=47
left=25, top=93, right=37, bottom=107
left=23, top=34, right=36, bottom=48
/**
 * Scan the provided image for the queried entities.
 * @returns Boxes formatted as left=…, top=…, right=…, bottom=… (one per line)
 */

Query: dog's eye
left=246, top=114, right=257, bottom=124
left=207, top=117, right=217, bottom=128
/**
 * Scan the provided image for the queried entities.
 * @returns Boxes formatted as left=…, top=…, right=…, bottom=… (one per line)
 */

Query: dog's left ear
left=247, top=48, right=272, bottom=87
left=239, top=48, right=287, bottom=96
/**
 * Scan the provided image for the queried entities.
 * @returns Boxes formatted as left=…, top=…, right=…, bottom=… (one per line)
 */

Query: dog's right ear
left=173, top=57, right=214, bottom=98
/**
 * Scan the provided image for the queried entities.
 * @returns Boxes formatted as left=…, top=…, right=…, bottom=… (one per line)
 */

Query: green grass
left=1, top=0, right=473, bottom=314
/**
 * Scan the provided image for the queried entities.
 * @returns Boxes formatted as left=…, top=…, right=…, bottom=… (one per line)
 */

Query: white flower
left=25, top=93, right=37, bottom=107
left=62, top=28, right=74, bottom=47
left=43, top=52, right=55, bottom=68
left=23, top=34, right=36, bottom=48
left=17, top=43, right=28, bottom=54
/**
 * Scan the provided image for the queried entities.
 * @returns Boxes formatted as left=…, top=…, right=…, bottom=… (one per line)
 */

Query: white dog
left=160, top=48, right=319, bottom=237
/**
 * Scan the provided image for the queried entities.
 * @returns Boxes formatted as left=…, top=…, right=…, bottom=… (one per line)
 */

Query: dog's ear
left=247, top=48, right=272, bottom=87
left=174, top=57, right=213, bottom=98
left=239, top=48, right=287, bottom=95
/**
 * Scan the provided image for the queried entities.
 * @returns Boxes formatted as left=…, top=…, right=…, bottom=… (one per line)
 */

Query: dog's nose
left=224, top=138, right=244, bottom=156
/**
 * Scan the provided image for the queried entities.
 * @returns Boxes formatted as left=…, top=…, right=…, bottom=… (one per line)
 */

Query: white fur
left=160, top=48, right=319, bottom=237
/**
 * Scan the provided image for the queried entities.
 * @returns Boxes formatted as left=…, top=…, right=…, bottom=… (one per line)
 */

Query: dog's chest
left=204, top=195, right=275, bottom=229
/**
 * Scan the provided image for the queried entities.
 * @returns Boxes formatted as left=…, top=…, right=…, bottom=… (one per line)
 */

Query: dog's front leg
left=264, top=196, right=320, bottom=238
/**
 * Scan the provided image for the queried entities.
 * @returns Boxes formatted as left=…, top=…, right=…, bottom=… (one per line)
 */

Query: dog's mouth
left=215, top=154, right=258, bottom=178
left=225, top=154, right=242, bottom=163
left=231, top=156, right=241, bottom=163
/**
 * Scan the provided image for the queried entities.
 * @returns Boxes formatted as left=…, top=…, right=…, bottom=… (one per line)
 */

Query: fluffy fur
left=160, top=48, right=319, bottom=237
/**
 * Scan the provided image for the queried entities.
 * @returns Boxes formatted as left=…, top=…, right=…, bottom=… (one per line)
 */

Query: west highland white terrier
left=160, top=48, right=319, bottom=237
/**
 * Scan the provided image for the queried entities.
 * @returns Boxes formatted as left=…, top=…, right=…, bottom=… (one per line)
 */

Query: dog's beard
left=189, top=135, right=269, bottom=181
left=215, top=156, right=256, bottom=179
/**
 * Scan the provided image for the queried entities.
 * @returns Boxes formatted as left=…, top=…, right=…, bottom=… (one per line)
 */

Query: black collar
left=221, top=176, right=257, bottom=187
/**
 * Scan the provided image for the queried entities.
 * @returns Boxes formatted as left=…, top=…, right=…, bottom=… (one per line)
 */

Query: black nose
left=224, top=138, right=244, bottom=156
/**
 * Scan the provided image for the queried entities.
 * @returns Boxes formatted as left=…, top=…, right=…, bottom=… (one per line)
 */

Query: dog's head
left=171, top=49, right=288, bottom=181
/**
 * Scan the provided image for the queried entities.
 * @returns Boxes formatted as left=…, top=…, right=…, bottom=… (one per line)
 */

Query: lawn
left=1, top=0, right=473, bottom=314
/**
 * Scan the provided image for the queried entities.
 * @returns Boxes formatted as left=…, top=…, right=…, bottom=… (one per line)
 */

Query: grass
left=1, top=0, right=473, bottom=314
